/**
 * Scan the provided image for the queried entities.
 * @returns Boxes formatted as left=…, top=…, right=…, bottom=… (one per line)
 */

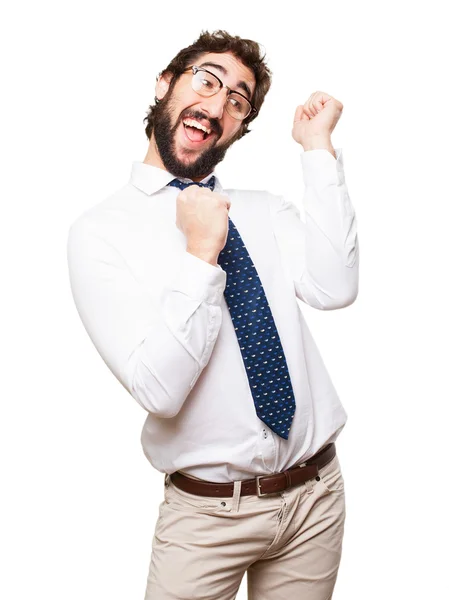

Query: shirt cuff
left=301, top=147, right=345, bottom=187
left=171, top=250, right=227, bottom=306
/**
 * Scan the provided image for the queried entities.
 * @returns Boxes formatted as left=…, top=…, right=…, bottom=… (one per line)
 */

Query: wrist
left=302, top=137, right=335, bottom=157
left=186, top=246, right=219, bottom=267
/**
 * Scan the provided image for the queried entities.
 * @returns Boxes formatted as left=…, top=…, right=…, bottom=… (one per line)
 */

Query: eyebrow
left=198, top=61, right=253, bottom=101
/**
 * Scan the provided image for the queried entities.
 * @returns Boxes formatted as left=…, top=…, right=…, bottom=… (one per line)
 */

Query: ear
left=155, top=72, right=174, bottom=102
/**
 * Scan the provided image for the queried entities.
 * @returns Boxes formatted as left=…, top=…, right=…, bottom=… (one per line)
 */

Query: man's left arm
left=269, top=91, right=359, bottom=310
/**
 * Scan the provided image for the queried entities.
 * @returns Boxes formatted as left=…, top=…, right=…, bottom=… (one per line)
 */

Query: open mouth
left=181, top=119, right=215, bottom=145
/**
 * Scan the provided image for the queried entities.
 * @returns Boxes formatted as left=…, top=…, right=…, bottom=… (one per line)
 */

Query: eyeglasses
left=183, top=65, right=258, bottom=121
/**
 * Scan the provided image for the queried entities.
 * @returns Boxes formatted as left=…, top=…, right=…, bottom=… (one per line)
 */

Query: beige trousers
left=144, top=453, right=346, bottom=600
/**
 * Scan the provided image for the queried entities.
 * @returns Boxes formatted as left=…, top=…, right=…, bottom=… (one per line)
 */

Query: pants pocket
left=164, top=478, right=232, bottom=513
left=317, top=455, right=345, bottom=493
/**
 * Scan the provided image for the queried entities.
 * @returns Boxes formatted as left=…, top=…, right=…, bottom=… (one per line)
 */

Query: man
left=67, top=29, right=359, bottom=600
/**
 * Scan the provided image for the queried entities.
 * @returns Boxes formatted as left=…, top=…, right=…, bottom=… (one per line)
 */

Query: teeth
left=183, top=118, right=212, bottom=135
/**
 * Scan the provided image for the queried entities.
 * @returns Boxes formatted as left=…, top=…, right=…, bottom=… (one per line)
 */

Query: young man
left=67, top=29, right=359, bottom=600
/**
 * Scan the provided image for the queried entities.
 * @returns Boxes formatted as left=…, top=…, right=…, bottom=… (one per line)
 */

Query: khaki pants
left=144, top=453, right=346, bottom=599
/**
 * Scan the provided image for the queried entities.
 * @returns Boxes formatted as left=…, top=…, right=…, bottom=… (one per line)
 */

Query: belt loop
left=231, top=480, right=242, bottom=513
left=304, top=478, right=314, bottom=495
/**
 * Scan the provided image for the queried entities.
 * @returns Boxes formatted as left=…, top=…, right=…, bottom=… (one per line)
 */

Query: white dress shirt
left=67, top=148, right=359, bottom=483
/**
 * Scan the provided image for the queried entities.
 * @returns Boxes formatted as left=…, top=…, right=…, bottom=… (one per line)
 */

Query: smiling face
left=145, top=52, right=256, bottom=181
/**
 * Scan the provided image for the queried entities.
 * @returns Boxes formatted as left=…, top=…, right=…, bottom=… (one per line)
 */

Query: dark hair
left=143, top=29, right=272, bottom=142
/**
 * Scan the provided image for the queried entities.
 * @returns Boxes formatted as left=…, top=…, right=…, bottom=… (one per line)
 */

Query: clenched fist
left=176, top=185, right=232, bottom=266
left=292, top=91, right=343, bottom=148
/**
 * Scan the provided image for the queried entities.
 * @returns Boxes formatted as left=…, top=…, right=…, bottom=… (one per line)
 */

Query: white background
left=1, top=1, right=448, bottom=598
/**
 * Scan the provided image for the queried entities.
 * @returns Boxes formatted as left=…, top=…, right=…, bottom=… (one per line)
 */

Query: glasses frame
left=183, top=65, right=258, bottom=121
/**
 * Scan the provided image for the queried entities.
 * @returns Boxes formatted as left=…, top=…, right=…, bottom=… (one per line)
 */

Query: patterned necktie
left=167, top=176, right=216, bottom=192
left=167, top=177, right=296, bottom=440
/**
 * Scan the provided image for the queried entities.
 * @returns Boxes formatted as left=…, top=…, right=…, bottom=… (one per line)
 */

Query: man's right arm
left=67, top=218, right=226, bottom=418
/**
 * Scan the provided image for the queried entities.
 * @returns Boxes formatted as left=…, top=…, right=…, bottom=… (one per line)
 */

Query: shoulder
left=67, top=183, right=143, bottom=237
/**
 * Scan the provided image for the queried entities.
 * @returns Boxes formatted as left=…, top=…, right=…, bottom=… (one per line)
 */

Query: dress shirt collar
left=130, top=161, right=224, bottom=196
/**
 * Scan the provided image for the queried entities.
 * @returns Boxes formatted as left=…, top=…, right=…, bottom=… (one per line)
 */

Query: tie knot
left=167, top=176, right=216, bottom=192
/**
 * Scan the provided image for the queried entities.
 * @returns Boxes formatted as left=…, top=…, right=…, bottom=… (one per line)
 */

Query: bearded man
left=67, top=28, right=359, bottom=600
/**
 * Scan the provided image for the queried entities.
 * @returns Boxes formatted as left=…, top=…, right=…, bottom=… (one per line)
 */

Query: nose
left=199, top=88, right=228, bottom=121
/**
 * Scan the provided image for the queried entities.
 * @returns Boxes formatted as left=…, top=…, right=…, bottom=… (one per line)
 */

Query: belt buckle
left=256, top=475, right=270, bottom=497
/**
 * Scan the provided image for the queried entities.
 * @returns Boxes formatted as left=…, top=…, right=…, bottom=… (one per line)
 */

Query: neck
left=143, top=137, right=211, bottom=183
left=143, top=135, right=165, bottom=170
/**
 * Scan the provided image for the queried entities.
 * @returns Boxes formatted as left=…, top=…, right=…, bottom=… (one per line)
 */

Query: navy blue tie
left=167, top=176, right=216, bottom=192
left=167, top=177, right=296, bottom=440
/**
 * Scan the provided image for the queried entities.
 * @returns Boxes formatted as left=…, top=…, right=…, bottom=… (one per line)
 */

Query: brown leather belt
left=169, top=442, right=336, bottom=498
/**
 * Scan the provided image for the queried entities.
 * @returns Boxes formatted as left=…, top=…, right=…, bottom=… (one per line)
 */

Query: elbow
left=321, top=282, right=359, bottom=310
left=328, top=288, right=358, bottom=310
left=123, top=356, right=185, bottom=418
left=296, top=278, right=359, bottom=310
left=131, top=371, right=183, bottom=418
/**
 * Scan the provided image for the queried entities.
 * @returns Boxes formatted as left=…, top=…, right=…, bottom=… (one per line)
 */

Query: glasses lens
left=191, top=68, right=252, bottom=121
left=191, top=69, right=220, bottom=96
left=227, top=92, right=252, bottom=120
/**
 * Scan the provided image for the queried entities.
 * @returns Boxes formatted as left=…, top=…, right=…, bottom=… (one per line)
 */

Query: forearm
left=125, top=250, right=227, bottom=416
left=269, top=148, right=359, bottom=309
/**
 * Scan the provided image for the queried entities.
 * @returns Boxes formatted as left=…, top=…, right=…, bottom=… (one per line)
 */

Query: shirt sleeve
left=268, top=147, right=359, bottom=310
left=67, top=219, right=226, bottom=418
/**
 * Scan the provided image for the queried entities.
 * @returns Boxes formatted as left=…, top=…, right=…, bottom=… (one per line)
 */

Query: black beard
left=152, top=94, right=241, bottom=180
